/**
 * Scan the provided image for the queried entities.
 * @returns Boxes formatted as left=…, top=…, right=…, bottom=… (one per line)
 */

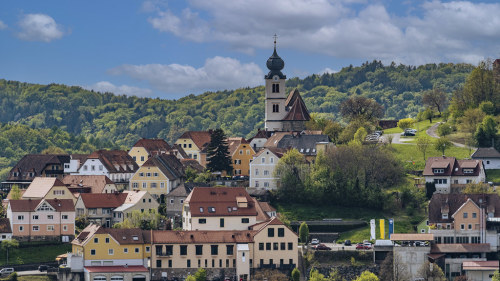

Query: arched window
left=111, top=276, right=124, bottom=281
left=93, top=276, right=106, bottom=281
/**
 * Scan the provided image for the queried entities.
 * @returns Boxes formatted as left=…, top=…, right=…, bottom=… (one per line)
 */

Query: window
left=442, top=213, right=448, bottom=219
left=433, top=168, right=444, bottom=173
left=273, top=242, right=278, bottom=250
left=473, top=212, right=477, bottom=218
left=83, top=165, right=88, bottom=171
left=278, top=228, right=285, bottom=237
left=261, top=157, right=265, bottom=163
left=17, top=215, right=24, bottom=220
left=461, top=224, right=465, bottom=230
left=33, top=215, right=39, bottom=220
left=268, top=228, right=274, bottom=237
left=170, top=199, right=174, bottom=204
left=281, top=242, right=286, bottom=250
left=146, top=172, right=151, bottom=177
left=220, top=218, right=224, bottom=228
left=94, top=238, right=99, bottom=243
left=196, top=245, right=203, bottom=255
left=468, top=224, right=472, bottom=230
left=53, top=190, right=65, bottom=195
left=259, top=243, right=264, bottom=250
left=135, top=248, right=139, bottom=253
left=272, top=104, right=279, bottom=113
left=463, top=212, right=468, bottom=218
left=91, top=249, right=96, bottom=255
left=199, top=207, right=204, bottom=213
left=19, top=226, right=23, bottom=232
left=108, top=249, right=114, bottom=255
left=208, top=207, right=216, bottom=213
left=467, top=179, right=472, bottom=184
left=139, top=173, right=144, bottom=177
left=180, top=245, right=188, bottom=255
left=166, top=245, right=173, bottom=255
left=63, top=225, right=68, bottom=231
left=180, top=199, right=184, bottom=204
left=189, top=144, right=192, bottom=148
left=133, top=182, right=138, bottom=188
left=156, top=260, right=161, bottom=268
left=266, top=243, right=271, bottom=250
left=91, top=165, right=95, bottom=171
left=264, top=182, right=269, bottom=188
left=99, top=165, right=103, bottom=171
left=226, top=245, right=234, bottom=255
left=160, top=182, right=165, bottom=188
left=146, top=246, right=150, bottom=252
left=487, top=160, right=490, bottom=164
left=154, top=172, right=158, bottom=177
left=255, top=181, right=259, bottom=187
left=47, top=225, right=54, bottom=231
left=62, top=215, right=68, bottom=219
left=142, top=182, right=147, bottom=188
left=211, top=245, right=218, bottom=255
left=434, top=179, right=448, bottom=184
left=187, top=259, right=191, bottom=268
left=463, top=168, right=474, bottom=174
left=264, top=170, right=269, bottom=176
left=168, top=260, right=172, bottom=268
left=124, top=248, right=128, bottom=253
left=288, top=243, right=293, bottom=250
left=255, top=169, right=259, bottom=175
left=151, top=183, right=157, bottom=188
left=242, top=218, right=250, bottom=223
left=105, top=238, right=110, bottom=243
left=272, top=83, right=279, bottom=93
left=199, top=218, right=207, bottom=224
left=141, top=156, right=145, bottom=162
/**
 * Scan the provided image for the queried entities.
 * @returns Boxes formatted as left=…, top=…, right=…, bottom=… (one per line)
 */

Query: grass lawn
left=391, top=143, right=472, bottom=170
left=276, top=203, right=386, bottom=221
left=486, top=169, right=500, bottom=183
left=19, top=276, right=57, bottom=281
left=0, top=243, right=71, bottom=266
left=383, top=118, right=441, bottom=135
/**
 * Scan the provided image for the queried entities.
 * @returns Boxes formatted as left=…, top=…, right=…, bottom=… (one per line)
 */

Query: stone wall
left=151, top=268, right=235, bottom=281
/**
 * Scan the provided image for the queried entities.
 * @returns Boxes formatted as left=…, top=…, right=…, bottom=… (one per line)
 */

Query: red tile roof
left=177, top=131, right=212, bottom=149
left=9, top=199, right=74, bottom=212
left=88, top=150, right=138, bottom=173
left=132, top=138, right=171, bottom=153
left=62, top=175, right=115, bottom=193
left=0, top=218, right=12, bottom=234
left=151, top=230, right=255, bottom=244
left=283, top=89, right=310, bottom=121
left=423, top=157, right=483, bottom=177
left=79, top=193, right=128, bottom=208
left=463, top=261, right=499, bottom=270
left=431, top=243, right=491, bottom=253
left=186, top=187, right=258, bottom=217
left=429, top=193, right=500, bottom=223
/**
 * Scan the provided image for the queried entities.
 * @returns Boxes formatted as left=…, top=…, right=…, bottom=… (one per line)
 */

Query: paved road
left=303, top=243, right=371, bottom=251
left=383, top=133, right=414, bottom=145
left=426, top=122, right=474, bottom=149
left=16, top=270, right=48, bottom=276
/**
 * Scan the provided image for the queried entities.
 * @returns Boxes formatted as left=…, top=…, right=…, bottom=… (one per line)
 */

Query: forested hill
left=0, top=61, right=474, bottom=146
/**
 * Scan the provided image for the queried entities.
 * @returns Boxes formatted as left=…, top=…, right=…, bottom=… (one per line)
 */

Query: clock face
left=273, top=75, right=279, bottom=81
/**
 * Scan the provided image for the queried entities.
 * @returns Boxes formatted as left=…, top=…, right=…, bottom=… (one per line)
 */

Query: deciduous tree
left=275, top=149, right=309, bottom=202
left=417, top=135, right=433, bottom=161
left=417, top=261, right=446, bottom=281
left=299, top=222, right=309, bottom=244
left=397, top=118, right=415, bottom=131
left=423, top=88, right=448, bottom=115
left=434, top=137, right=452, bottom=156
left=291, top=268, right=300, bottom=281
left=1, top=239, right=19, bottom=265
left=340, top=96, right=384, bottom=123
left=354, top=271, right=379, bottom=281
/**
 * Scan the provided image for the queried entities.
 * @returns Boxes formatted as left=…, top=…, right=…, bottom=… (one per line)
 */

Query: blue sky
left=1, top=0, right=500, bottom=99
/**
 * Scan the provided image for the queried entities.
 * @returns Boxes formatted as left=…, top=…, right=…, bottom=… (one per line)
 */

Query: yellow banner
left=380, top=219, right=385, bottom=239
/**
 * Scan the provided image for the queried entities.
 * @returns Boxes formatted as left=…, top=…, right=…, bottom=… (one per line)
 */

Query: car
left=344, top=240, right=352, bottom=246
left=356, top=243, right=372, bottom=250
left=0, top=268, right=14, bottom=276
left=401, top=131, right=415, bottom=136
left=38, top=265, right=49, bottom=272
left=313, top=244, right=331, bottom=251
left=311, top=238, right=320, bottom=245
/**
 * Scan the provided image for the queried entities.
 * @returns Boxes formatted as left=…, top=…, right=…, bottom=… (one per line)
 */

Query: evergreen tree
left=206, top=129, right=233, bottom=174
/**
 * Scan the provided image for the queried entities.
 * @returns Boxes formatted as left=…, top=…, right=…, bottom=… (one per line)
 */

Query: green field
left=383, top=118, right=441, bottom=135
left=0, top=243, right=71, bottom=266
left=391, top=143, right=472, bottom=170
left=486, top=169, right=500, bottom=183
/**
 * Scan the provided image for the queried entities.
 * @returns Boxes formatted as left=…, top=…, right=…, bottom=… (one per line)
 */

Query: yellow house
left=175, top=131, right=212, bottom=165
left=21, top=177, right=76, bottom=204
left=69, top=224, right=151, bottom=281
left=228, top=137, right=255, bottom=176
left=129, top=138, right=171, bottom=167
left=129, top=154, right=184, bottom=199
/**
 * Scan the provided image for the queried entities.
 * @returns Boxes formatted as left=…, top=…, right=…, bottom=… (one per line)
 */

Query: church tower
left=264, top=37, right=287, bottom=131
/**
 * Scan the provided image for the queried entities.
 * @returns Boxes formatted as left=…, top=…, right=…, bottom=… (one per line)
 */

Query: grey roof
left=167, top=182, right=209, bottom=197
left=471, top=147, right=500, bottom=159
left=276, top=134, right=330, bottom=156
left=8, top=154, right=70, bottom=181
left=143, top=154, right=184, bottom=180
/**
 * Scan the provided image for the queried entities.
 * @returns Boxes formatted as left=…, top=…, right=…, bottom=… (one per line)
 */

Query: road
left=426, top=122, right=473, bottom=149
left=16, top=270, right=48, bottom=276
left=302, top=243, right=371, bottom=251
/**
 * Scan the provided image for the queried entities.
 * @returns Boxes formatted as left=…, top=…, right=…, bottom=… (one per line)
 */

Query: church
left=264, top=40, right=311, bottom=132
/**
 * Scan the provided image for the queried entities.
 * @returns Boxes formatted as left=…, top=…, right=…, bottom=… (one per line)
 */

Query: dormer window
left=463, top=168, right=474, bottom=174
left=199, top=207, right=204, bottom=213
left=433, top=168, right=444, bottom=174
left=442, top=213, right=448, bottom=219
left=208, top=207, right=216, bottom=213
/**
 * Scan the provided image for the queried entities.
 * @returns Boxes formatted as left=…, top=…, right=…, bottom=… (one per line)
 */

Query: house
left=423, top=157, right=486, bottom=194
left=249, top=130, right=273, bottom=152
left=112, top=190, right=159, bottom=224
left=129, top=154, right=185, bottom=199
left=274, top=133, right=330, bottom=163
left=471, top=147, right=500, bottom=170
left=428, top=193, right=500, bottom=279
left=151, top=216, right=298, bottom=281
left=62, top=175, right=118, bottom=194
left=75, top=193, right=128, bottom=228
left=174, top=130, right=212, bottom=165
left=263, top=43, right=310, bottom=132
left=75, top=150, right=139, bottom=189
left=249, top=148, right=287, bottom=190
left=0, top=218, right=12, bottom=240
left=63, top=154, right=89, bottom=174
left=68, top=224, right=150, bottom=281
left=22, top=177, right=76, bottom=204
left=7, top=198, right=75, bottom=242
left=182, top=187, right=269, bottom=231
left=1, top=154, right=70, bottom=190
left=462, top=261, right=499, bottom=281
left=227, top=137, right=255, bottom=176
left=257, top=201, right=277, bottom=218
left=165, top=183, right=195, bottom=220
left=128, top=138, right=171, bottom=167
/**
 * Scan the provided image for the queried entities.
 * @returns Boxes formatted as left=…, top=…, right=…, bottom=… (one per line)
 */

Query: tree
left=459, top=108, right=485, bottom=136
left=274, top=149, right=309, bottom=202
left=423, top=88, right=448, bottom=115
left=422, top=108, right=434, bottom=123
left=475, top=115, right=497, bottom=147
left=417, top=135, right=433, bottom=161
left=1, top=239, right=19, bottom=264
left=434, top=137, right=452, bottom=156
left=480, top=101, right=495, bottom=115
left=425, top=182, right=436, bottom=200
left=437, top=123, right=453, bottom=137
left=393, top=252, right=410, bottom=281
left=417, top=261, right=446, bottom=281
left=397, top=118, right=415, bottom=131
left=378, top=252, right=393, bottom=281
left=206, top=129, right=233, bottom=174
left=492, top=270, right=500, bottom=281
left=291, top=268, right=300, bottom=281
left=340, top=96, right=384, bottom=123
left=114, top=209, right=164, bottom=230
left=185, top=276, right=196, bottom=281
left=299, top=222, right=309, bottom=244
left=10, top=185, right=21, bottom=200
left=309, top=268, right=328, bottom=281
left=351, top=127, right=367, bottom=145
left=462, top=183, right=495, bottom=194
left=41, top=146, right=67, bottom=154
left=354, top=271, right=379, bottom=281
left=194, top=268, right=206, bottom=281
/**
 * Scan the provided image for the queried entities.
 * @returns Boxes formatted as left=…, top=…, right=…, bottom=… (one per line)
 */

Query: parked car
left=344, top=240, right=352, bottom=246
left=0, top=268, right=14, bottom=277
left=401, top=131, right=415, bottom=136
left=356, top=243, right=372, bottom=250
left=313, top=244, right=331, bottom=251
left=311, top=238, right=320, bottom=245
left=38, top=265, right=48, bottom=272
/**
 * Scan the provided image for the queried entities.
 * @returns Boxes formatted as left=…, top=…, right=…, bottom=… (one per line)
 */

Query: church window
left=272, top=84, right=279, bottom=93
left=272, top=104, right=279, bottom=113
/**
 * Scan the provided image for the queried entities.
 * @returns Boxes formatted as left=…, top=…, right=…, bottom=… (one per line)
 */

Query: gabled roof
left=451, top=198, right=480, bottom=218
left=227, top=137, right=249, bottom=156
left=61, top=175, right=115, bottom=193
left=186, top=187, right=258, bottom=217
left=9, top=199, right=74, bottom=212
left=122, top=190, right=155, bottom=205
left=167, top=183, right=209, bottom=198
left=87, top=150, right=138, bottom=173
left=177, top=131, right=212, bottom=149
left=131, top=138, right=171, bottom=154
left=7, top=154, right=70, bottom=181
left=277, top=134, right=330, bottom=156
left=431, top=243, right=491, bottom=253
left=180, top=159, right=205, bottom=173
left=423, top=157, right=483, bottom=177
left=143, top=154, right=184, bottom=180
left=22, top=177, right=66, bottom=199
left=258, top=201, right=276, bottom=213
left=428, top=193, right=500, bottom=223
left=263, top=132, right=292, bottom=148
left=79, top=193, right=128, bottom=208
left=73, top=224, right=146, bottom=246
left=170, top=144, right=190, bottom=159
left=0, top=218, right=12, bottom=234
left=253, top=147, right=287, bottom=159
left=151, top=230, right=255, bottom=244
left=283, top=89, right=310, bottom=121
left=251, top=129, right=273, bottom=140
left=248, top=217, right=298, bottom=237
left=253, top=198, right=270, bottom=222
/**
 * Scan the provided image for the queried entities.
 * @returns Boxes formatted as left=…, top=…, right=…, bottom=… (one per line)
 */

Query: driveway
left=383, top=133, right=414, bottom=145
left=426, top=122, right=472, bottom=149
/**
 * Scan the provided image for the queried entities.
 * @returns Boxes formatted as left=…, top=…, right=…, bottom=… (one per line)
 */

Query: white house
left=249, top=148, right=286, bottom=190
left=471, top=147, right=500, bottom=170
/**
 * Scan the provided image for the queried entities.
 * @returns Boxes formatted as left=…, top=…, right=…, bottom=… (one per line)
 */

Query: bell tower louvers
left=264, top=37, right=287, bottom=131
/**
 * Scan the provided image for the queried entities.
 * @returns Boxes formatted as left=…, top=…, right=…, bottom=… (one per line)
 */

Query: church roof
left=283, top=89, right=311, bottom=121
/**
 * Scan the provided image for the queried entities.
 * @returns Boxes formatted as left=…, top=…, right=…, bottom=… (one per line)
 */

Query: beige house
left=182, top=187, right=269, bottom=231
left=175, top=131, right=212, bottom=165
left=22, top=177, right=76, bottom=204
left=129, top=138, right=171, bottom=167
left=113, top=190, right=159, bottom=224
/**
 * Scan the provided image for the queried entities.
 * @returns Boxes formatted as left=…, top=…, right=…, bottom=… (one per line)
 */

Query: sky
left=1, top=0, right=500, bottom=100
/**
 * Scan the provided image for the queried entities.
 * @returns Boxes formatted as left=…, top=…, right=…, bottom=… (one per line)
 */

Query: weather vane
left=273, top=34, right=278, bottom=48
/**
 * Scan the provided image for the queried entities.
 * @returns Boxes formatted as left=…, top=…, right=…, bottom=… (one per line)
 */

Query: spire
left=265, top=34, right=286, bottom=79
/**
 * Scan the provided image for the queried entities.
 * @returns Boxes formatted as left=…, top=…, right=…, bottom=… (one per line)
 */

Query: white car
left=0, top=268, right=14, bottom=277
left=311, top=238, right=320, bottom=245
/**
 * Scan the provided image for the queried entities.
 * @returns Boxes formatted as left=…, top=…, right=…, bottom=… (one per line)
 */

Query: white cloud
left=109, top=56, right=264, bottom=95
left=320, top=68, right=337, bottom=74
left=145, top=0, right=500, bottom=65
left=0, top=20, right=7, bottom=30
left=17, top=14, right=65, bottom=42
left=85, top=81, right=153, bottom=97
